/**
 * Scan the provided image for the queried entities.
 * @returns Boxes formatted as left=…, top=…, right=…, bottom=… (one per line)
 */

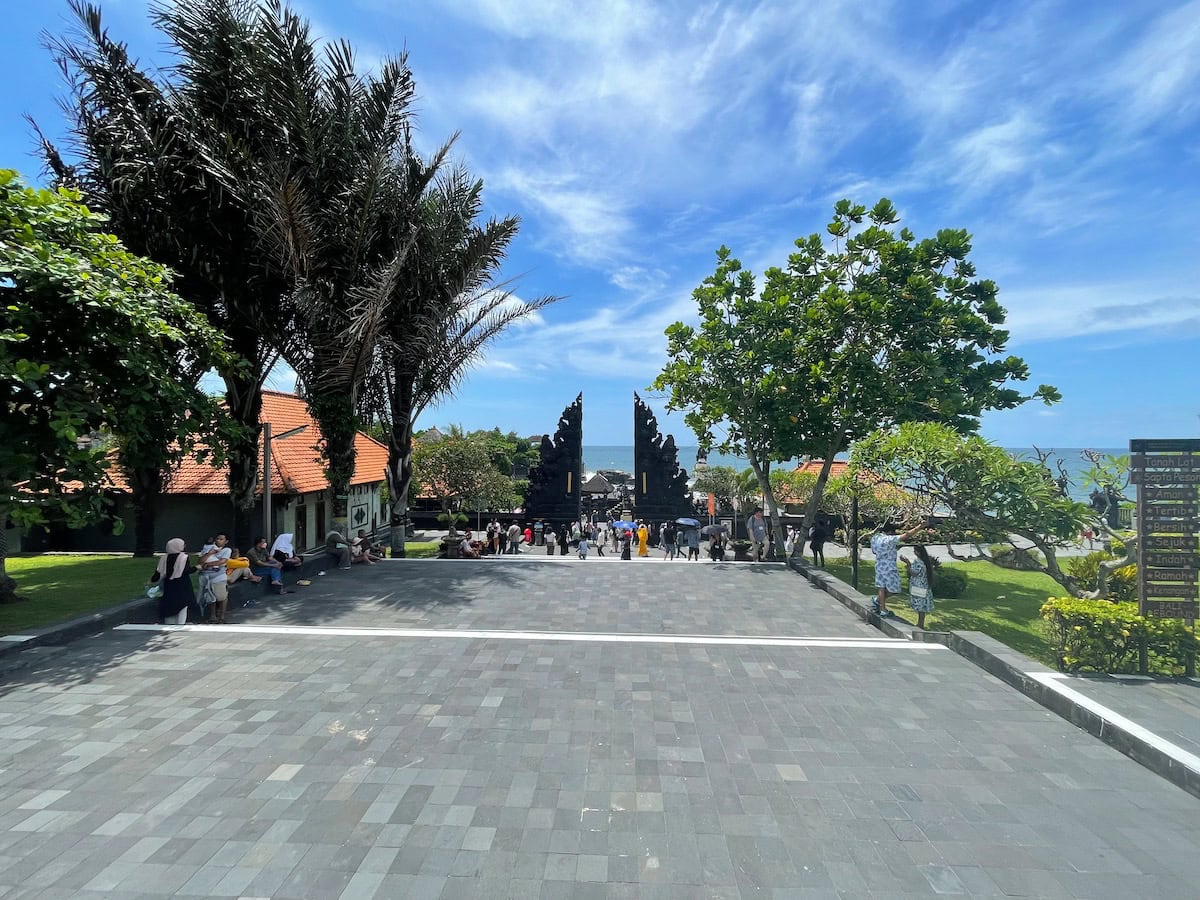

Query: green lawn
left=822, top=557, right=1065, bottom=666
left=2, top=542, right=447, bottom=634
left=2, top=554, right=153, bottom=635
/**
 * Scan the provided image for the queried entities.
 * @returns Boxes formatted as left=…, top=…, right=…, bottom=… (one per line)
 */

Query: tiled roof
left=108, top=391, right=388, bottom=497
left=793, top=460, right=852, bottom=479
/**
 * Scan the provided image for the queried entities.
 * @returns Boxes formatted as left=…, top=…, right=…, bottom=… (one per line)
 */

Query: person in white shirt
left=198, top=532, right=233, bottom=623
left=459, top=530, right=480, bottom=559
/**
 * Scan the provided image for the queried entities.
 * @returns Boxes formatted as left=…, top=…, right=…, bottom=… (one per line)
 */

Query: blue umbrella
left=675, top=517, right=701, bottom=528
left=611, top=520, right=638, bottom=530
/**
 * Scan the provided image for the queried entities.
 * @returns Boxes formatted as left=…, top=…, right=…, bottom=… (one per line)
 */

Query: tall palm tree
left=360, top=166, right=560, bottom=555
left=42, top=0, right=292, bottom=548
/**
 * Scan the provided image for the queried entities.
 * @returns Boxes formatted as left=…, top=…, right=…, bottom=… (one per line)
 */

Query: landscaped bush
left=933, top=567, right=968, bottom=598
left=1040, top=597, right=1198, bottom=675
left=1063, top=550, right=1137, bottom=600
left=988, top=544, right=1043, bottom=571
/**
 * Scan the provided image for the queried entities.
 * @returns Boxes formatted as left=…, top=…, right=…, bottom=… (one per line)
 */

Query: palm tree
left=360, top=167, right=560, bottom=555
left=232, top=5, right=447, bottom=528
left=42, top=0, right=293, bottom=548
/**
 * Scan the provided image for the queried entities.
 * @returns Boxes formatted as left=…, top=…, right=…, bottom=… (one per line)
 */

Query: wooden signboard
left=1133, top=439, right=1200, bottom=620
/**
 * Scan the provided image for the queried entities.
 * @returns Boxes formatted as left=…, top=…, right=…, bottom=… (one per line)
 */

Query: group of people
left=148, top=528, right=387, bottom=625
left=870, top=521, right=935, bottom=628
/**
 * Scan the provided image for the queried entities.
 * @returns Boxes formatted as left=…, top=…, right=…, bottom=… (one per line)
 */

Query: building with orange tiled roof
left=25, top=392, right=388, bottom=554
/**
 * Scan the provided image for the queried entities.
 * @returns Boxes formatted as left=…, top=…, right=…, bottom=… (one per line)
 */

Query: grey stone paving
left=0, top=562, right=1198, bottom=898
left=236, top=558, right=879, bottom=638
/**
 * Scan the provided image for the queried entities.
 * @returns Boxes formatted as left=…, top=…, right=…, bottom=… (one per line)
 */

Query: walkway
left=0, top=561, right=1197, bottom=898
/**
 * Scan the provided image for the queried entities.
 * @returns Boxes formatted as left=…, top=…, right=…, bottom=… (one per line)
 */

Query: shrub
left=1063, top=550, right=1138, bottom=601
left=1040, top=597, right=1198, bottom=675
left=934, top=567, right=968, bottom=599
left=989, top=544, right=1043, bottom=571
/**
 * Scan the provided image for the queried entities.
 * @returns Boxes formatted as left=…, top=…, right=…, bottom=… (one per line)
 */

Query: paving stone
left=0, top=562, right=1198, bottom=896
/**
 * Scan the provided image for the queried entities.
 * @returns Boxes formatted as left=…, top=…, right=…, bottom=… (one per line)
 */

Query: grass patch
left=402, top=541, right=440, bottom=559
left=2, top=554, right=153, bottom=635
left=822, top=557, right=1063, bottom=666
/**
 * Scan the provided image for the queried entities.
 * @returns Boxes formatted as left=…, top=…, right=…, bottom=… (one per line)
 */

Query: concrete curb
left=788, top=558, right=1200, bottom=801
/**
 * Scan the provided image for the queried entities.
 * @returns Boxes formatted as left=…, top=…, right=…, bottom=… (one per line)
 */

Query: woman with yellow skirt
left=637, top=522, right=649, bottom=557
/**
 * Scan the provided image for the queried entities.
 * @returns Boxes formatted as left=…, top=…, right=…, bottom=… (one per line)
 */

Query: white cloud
left=1103, top=0, right=1200, bottom=129
left=1001, top=283, right=1200, bottom=344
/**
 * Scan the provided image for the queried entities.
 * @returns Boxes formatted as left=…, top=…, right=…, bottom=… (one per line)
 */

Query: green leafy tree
left=852, top=423, right=1097, bottom=596
left=651, top=249, right=806, bottom=553
left=0, top=172, right=227, bottom=599
left=412, top=431, right=515, bottom=539
left=655, top=198, right=1058, bottom=555
left=692, top=466, right=738, bottom=512
left=767, top=198, right=1058, bottom=528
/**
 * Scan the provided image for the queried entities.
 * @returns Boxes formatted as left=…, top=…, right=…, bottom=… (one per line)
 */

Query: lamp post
left=263, top=423, right=308, bottom=540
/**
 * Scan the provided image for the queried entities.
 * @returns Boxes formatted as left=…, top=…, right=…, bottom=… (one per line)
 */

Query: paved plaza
left=1, top=561, right=1199, bottom=898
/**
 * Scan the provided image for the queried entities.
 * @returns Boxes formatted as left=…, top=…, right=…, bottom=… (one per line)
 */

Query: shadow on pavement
left=231, top=560, right=532, bottom=627
left=0, top=628, right=178, bottom=698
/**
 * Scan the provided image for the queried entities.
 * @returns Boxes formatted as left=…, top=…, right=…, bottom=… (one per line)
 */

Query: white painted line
left=0, top=635, right=35, bottom=643
left=116, top=623, right=945, bottom=650
left=1025, top=671, right=1200, bottom=775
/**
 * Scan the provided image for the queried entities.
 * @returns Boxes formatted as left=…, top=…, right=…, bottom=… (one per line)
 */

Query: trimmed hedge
left=1040, top=597, right=1198, bottom=675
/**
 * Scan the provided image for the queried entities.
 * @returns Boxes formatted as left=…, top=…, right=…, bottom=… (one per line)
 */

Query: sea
left=582, top=445, right=1127, bottom=504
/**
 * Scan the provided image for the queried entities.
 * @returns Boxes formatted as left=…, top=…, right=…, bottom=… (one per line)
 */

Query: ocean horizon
left=582, top=445, right=1126, bottom=503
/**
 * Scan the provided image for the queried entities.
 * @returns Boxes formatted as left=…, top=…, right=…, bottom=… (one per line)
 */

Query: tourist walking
left=507, top=522, right=521, bottom=554
left=150, top=537, right=196, bottom=625
left=808, top=520, right=827, bottom=567
left=620, top=529, right=633, bottom=560
left=578, top=535, right=589, bottom=559
left=558, top=527, right=569, bottom=556
left=662, top=522, right=678, bottom=560
left=685, top=527, right=700, bottom=561
left=870, top=521, right=923, bottom=617
left=904, top=543, right=935, bottom=629
left=747, top=508, right=768, bottom=561
left=544, top=526, right=556, bottom=555
left=637, top=522, right=649, bottom=557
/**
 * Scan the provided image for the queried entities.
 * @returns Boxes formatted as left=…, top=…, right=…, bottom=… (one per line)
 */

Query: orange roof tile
left=108, top=391, right=388, bottom=496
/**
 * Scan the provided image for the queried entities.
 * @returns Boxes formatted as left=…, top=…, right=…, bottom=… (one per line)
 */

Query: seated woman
left=350, top=536, right=379, bottom=565
left=270, top=533, right=303, bottom=569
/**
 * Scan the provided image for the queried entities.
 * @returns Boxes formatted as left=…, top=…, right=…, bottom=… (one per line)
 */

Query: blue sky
left=3, top=1, right=1198, bottom=451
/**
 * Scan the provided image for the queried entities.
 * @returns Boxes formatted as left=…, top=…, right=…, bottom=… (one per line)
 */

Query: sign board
left=1133, top=439, right=1200, bottom=620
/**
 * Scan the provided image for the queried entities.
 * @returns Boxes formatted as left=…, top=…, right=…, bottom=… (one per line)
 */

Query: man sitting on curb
left=459, top=530, right=480, bottom=558
left=248, top=536, right=286, bottom=597
left=325, top=530, right=353, bottom=569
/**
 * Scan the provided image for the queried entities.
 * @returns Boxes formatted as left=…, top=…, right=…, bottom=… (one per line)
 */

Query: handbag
left=146, top=583, right=163, bottom=600
left=909, top=586, right=930, bottom=600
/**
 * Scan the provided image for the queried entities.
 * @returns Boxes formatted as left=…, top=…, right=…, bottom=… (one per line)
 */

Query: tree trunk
left=129, top=466, right=162, bottom=557
left=221, top=358, right=264, bottom=550
left=801, top=434, right=845, bottom=533
left=387, top=380, right=417, bottom=558
left=0, top=524, right=17, bottom=605
left=747, top=454, right=788, bottom=559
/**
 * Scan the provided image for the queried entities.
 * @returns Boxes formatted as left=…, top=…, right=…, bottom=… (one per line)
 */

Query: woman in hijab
left=636, top=522, right=649, bottom=557
left=270, top=533, right=303, bottom=569
left=150, top=538, right=195, bottom=624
